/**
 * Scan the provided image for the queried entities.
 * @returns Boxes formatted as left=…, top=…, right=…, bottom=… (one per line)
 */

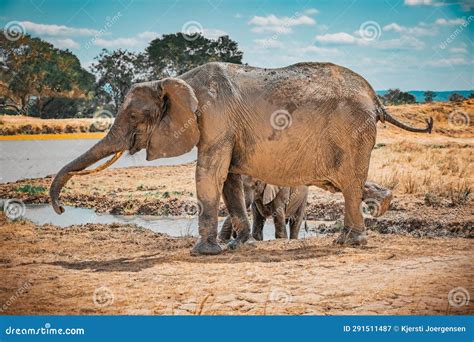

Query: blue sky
left=1, top=0, right=473, bottom=90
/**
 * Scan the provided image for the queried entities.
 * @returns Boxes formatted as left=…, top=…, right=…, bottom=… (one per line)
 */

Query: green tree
left=0, top=32, right=94, bottom=114
left=448, top=93, right=465, bottom=102
left=146, top=33, right=243, bottom=78
left=91, top=49, right=149, bottom=112
left=423, top=91, right=436, bottom=103
left=382, top=89, right=416, bottom=105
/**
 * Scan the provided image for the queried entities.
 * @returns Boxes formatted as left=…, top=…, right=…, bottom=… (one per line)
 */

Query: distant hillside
left=376, top=90, right=473, bottom=103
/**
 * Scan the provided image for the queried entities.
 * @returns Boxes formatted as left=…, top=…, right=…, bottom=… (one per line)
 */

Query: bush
left=28, top=97, right=115, bottom=119
left=448, top=93, right=465, bottom=102
left=380, top=89, right=416, bottom=105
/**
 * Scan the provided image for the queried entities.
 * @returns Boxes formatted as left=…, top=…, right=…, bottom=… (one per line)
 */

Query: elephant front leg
left=191, top=164, right=229, bottom=256
left=251, top=203, right=266, bottom=240
left=273, top=208, right=288, bottom=239
left=222, top=173, right=251, bottom=249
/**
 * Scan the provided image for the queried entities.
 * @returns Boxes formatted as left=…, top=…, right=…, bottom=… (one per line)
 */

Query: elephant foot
left=236, top=228, right=250, bottom=244
left=333, top=227, right=367, bottom=246
left=227, top=235, right=257, bottom=250
left=227, top=239, right=241, bottom=250
left=217, top=233, right=231, bottom=244
left=246, top=236, right=257, bottom=245
left=191, top=237, right=223, bottom=256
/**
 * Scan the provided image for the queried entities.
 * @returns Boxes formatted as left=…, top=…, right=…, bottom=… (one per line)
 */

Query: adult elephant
left=50, top=62, right=432, bottom=255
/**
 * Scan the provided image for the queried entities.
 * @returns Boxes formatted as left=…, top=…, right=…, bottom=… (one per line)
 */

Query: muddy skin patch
left=330, top=143, right=344, bottom=170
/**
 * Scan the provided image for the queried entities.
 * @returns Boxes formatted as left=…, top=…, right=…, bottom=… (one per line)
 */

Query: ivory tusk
left=69, top=151, right=124, bottom=176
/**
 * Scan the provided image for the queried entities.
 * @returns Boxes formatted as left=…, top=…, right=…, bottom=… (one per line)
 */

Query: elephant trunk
left=50, top=130, right=126, bottom=214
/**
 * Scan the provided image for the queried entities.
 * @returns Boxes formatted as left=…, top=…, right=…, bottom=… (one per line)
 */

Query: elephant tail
left=304, top=214, right=308, bottom=233
left=375, top=98, right=433, bottom=134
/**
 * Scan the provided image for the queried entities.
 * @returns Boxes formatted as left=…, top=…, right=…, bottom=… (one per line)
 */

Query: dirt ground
left=0, top=214, right=472, bottom=315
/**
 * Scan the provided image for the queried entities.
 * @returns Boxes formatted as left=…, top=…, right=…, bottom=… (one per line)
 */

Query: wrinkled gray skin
left=219, top=176, right=308, bottom=241
left=50, top=62, right=432, bottom=255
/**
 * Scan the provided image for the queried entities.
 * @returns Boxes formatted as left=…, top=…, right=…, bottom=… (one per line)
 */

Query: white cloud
left=202, top=28, right=227, bottom=39
left=249, top=14, right=315, bottom=35
left=251, top=26, right=293, bottom=34
left=376, top=36, right=425, bottom=50
left=299, top=45, right=342, bottom=56
left=383, top=22, right=435, bottom=36
left=435, top=18, right=466, bottom=25
left=137, top=31, right=160, bottom=40
left=92, top=28, right=226, bottom=48
left=253, top=38, right=284, bottom=48
left=93, top=37, right=141, bottom=47
left=405, top=0, right=474, bottom=10
left=249, top=14, right=316, bottom=27
left=404, top=0, right=440, bottom=6
left=92, top=30, right=162, bottom=47
left=460, top=0, right=474, bottom=10
left=449, top=46, right=468, bottom=53
left=315, top=32, right=362, bottom=45
left=21, top=21, right=99, bottom=36
left=234, top=13, right=242, bottom=19
left=427, top=57, right=471, bottom=67
left=304, top=8, right=319, bottom=15
left=48, top=38, right=80, bottom=49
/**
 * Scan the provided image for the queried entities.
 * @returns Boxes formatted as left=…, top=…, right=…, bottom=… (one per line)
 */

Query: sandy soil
left=0, top=214, right=472, bottom=315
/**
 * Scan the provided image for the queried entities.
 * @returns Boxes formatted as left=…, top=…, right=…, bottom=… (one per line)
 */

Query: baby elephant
left=219, top=177, right=309, bottom=241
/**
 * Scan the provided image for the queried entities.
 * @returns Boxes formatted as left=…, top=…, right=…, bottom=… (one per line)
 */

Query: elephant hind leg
left=334, top=184, right=367, bottom=246
left=289, top=207, right=305, bottom=239
left=218, top=216, right=233, bottom=242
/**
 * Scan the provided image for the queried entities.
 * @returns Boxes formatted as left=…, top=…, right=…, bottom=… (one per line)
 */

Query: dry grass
left=368, top=100, right=473, bottom=203
left=369, top=141, right=472, bottom=203
left=0, top=115, right=98, bottom=135
left=385, top=99, right=473, bottom=137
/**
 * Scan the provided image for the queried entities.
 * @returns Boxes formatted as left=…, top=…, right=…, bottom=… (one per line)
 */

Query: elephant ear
left=146, top=78, right=199, bottom=160
left=263, top=184, right=281, bottom=205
